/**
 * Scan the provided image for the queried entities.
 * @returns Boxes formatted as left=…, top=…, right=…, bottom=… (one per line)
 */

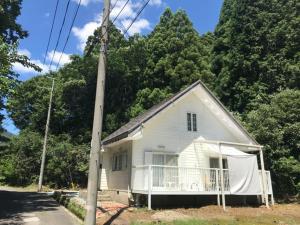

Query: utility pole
left=38, top=78, right=55, bottom=192
left=84, top=0, right=110, bottom=224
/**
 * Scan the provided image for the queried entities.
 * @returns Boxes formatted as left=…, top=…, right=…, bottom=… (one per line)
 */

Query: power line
left=43, top=0, right=60, bottom=64
left=111, top=0, right=129, bottom=24
left=85, top=0, right=130, bottom=56
left=122, top=0, right=151, bottom=37
left=55, top=0, right=82, bottom=70
left=49, top=0, right=72, bottom=70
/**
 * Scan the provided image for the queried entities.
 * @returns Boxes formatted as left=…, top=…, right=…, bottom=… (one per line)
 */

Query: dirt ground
left=96, top=203, right=300, bottom=225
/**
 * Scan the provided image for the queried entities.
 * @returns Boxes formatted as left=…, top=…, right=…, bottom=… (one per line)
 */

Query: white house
left=99, top=80, right=274, bottom=210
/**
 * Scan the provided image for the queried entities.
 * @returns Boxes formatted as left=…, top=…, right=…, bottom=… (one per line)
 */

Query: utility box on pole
left=84, top=0, right=110, bottom=224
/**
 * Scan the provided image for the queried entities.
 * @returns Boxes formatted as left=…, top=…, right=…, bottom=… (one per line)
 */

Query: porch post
left=218, top=143, right=226, bottom=211
left=268, top=172, right=275, bottom=206
left=148, top=165, right=152, bottom=210
left=259, top=147, right=269, bottom=208
left=216, top=169, right=220, bottom=206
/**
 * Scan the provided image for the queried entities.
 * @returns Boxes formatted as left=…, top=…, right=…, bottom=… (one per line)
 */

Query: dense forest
left=0, top=0, right=299, bottom=195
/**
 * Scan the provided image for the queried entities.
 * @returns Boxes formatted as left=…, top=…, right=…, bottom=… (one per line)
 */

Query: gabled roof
left=102, top=80, right=258, bottom=145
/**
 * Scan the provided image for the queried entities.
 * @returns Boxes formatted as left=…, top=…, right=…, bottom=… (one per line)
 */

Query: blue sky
left=3, top=0, right=223, bottom=134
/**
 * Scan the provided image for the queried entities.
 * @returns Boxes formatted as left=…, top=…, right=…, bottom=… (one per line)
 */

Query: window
left=187, top=113, right=192, bottom=131
left=209, top=158, right=228, bottom=169
left=187, top=112, right=197, bottom=132
left=112, top=151, right=128, bottom=171
left=192, top=113, right=197, bottom=131
left=152, top=153, right=179, bottom=187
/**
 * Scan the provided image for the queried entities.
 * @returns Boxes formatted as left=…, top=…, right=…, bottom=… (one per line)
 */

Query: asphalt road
left=0, top=188, right=80, bottom=225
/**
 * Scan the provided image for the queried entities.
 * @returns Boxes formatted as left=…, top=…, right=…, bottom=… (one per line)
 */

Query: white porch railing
left=132, top=165, right=272, bottom=195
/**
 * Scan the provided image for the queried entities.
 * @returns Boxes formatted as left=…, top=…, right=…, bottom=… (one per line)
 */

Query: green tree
left=143, top=8, right=214, bottom=91
left=0, top=130, right=89, bottom=187
left=0, top=0, right=40, bottom=131
left=0, top=130, right=42, bottom=185
left=129, top=8, right=215, bottom=115
left=212, top=0, right=299, bottom=112
left=246, top=89, right=300, bottom=194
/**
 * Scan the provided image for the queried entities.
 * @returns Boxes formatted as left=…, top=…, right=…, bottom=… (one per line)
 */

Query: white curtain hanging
left=203, top=143, right=262, bottom=195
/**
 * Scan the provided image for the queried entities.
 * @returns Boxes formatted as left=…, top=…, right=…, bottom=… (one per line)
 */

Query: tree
left=143, top=9, right=214, bottom=91
left=0, top=130, right=43, bottom=185
left=0, top=130, right=89, bottom=187
left=246, top=89, right=300, bottom=194
left=129, top=8, right=215, bottom=115
left=212, top=0, right=300, bottom=112
left=0, top=0, right=40, bottom=131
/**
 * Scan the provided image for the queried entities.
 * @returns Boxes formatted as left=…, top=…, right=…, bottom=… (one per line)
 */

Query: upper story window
left=187, top=112, right=197, bottom=132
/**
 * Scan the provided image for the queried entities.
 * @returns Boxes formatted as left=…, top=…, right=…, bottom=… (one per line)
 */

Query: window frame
left=112, top=150, right=128, bottom=171
left=187, top=112, right=192, bottom=131
left=187, top=112, right=197, bottom=132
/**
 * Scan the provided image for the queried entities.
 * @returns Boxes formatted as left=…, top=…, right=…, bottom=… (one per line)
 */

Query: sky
left=3, top=0, right=223, bottom=134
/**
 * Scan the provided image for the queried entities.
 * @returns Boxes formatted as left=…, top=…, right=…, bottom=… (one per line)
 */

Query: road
left=0, top=187, right=80, bottom=225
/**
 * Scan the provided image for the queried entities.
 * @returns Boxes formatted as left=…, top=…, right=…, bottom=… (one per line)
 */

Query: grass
left=131, top=215, right=300, bottom=225
left=53, top=191, right=86, bottom=220
left=131, top=219, right=213, bottom=225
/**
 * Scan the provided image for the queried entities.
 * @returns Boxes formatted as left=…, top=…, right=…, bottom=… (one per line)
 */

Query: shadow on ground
left=0, top=190, right=59, bottom=225
left=96, top=204, right=130, bottom=225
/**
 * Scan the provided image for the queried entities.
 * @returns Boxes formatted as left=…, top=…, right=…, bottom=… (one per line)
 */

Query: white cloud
left=71, top=0, right=101, bottom=7
left=149, top=0, right=162, bottom=6
left=72, top=21, right=101, bottom=51
left=13, top=60, right=50, bottom=74
left=47, top=50, right=71, bottom=66
left=110, top=0, right=136, bottom=20
left=12, top=49, right=70, bottom=75
left=18, top=49, right=31, bottom=57
left=121, top=18, right=150, bottom=35
left=72, top=0, right=161, bottom=51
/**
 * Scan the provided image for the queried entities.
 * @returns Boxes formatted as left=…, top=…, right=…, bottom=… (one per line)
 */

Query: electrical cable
left=85, top=0, right=130, bottom=56
left=48, top=0, right=72, bottom=70
left=55, top=0, right=82, bottom=70
left=43, top=0, right=60, bottom=65
left=122, top=0, right=150, bottom=37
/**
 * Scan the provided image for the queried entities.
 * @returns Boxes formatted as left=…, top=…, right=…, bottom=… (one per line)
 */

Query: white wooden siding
left=100, top=141, right=132, bottom=190
left=132, top=92, right=240, bottom=169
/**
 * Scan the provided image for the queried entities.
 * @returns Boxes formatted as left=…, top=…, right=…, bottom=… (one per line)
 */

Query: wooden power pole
left=38, top=78, right=55, bottom=192
left=84, top=0, right=110, bottom=224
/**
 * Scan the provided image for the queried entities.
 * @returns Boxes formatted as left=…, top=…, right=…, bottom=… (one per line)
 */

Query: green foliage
left=143, top=8, right=214, bottom=91
left=0, top=0, right=40, bottom=130
left=212, top=0, right=300, bottom=112
left=3, top=4, right=299, bottom=197
left=0, top=130, right=42, bottom=185
left=45, top=135, right=89, bottom=188
left=246, top=90, right=300, bottom=194
left=0, top=130, right=89, bottom=187
left=53, top=191, right=86, bottom=220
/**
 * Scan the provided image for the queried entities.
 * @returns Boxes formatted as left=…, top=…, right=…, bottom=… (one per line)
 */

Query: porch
left=132, top=166, right=273, bottom=205
left=131, top=140, right=274, bottom=210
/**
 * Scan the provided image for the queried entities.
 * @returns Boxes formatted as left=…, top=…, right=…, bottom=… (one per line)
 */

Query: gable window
left=187, top=113, right=197, bottom=132
left=187, top=113, right=192, bottom=131
left=192, top=113, right=197, bottom=131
